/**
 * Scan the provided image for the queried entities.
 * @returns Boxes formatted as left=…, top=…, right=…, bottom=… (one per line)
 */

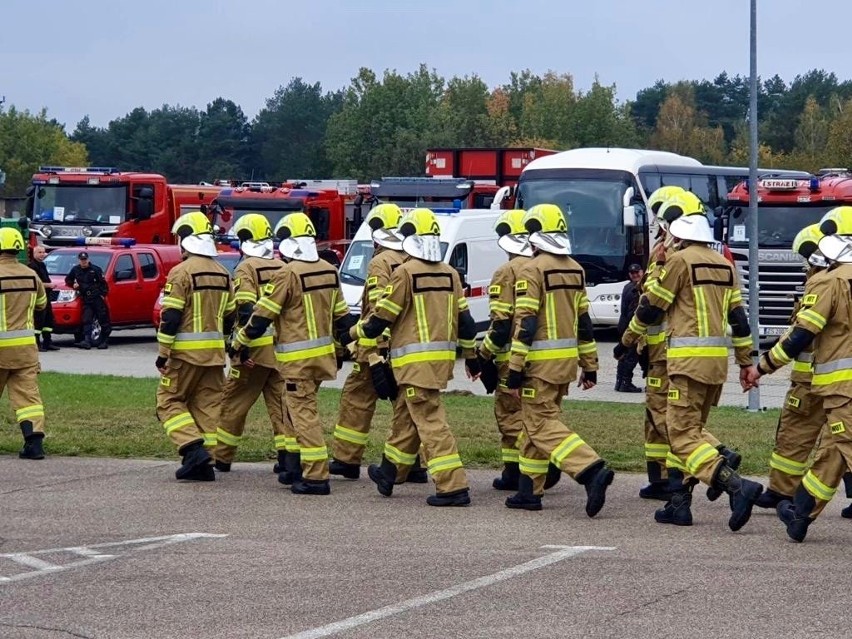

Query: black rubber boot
left=42, top=332, right=60, bottom=351
left=639, top=461, right=671, bottom=500
left=18, top=422, right=45, bottom=460
left=754, top=488, right=790, bottom=509
left=273, top=450, right=287, bottom=474
left=277, top=452, right=303, bottom=485
left=492, top=461, right=521, bottom=491
left=367, top=455, right=397, bottom=497
left=841, top=503, right=852, bottom=519
left=329, top=459, right=361, bottom=480
left=505, top=475, right=543, bottom=511
left=577, top=460, right=615, bottom=518
left=426, top=488, right=471, bottom=507
left=175, top=441, right=214, bottom=481
left=777, top=486, right=816, bottom=542
left=543, top=462, right=562, bottom=490
left=214, top=460, right=231, bottom=472
left=713, top=464, right=762, bottom=531
left=399, top=455, right=429, bottom=484
left=654, top=488, right=693, bottom=526
left=706, top=446, right=742, bottom=502
left=290, top=478, right=331, bottom=495
left=621, top=380, right=643, bottom=393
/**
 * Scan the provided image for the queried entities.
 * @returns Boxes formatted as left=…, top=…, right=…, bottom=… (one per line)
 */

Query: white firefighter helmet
left=667, top=213, right=715, bottom=245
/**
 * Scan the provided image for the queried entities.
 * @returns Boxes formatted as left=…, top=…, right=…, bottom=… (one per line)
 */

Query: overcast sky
left=1, top=0, right=849, bottom=130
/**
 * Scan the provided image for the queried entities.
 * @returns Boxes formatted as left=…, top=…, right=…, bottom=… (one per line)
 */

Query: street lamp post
left=747, top=0, right=761, bottom=411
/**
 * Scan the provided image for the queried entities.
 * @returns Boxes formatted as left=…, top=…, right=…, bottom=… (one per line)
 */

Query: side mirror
left=491, top=186, right=513, bottom=210
left=623, top=204, right=638, bottom=227
left=622, top=186, right=635, bottom=207
left=138, top=186, right=154, bottom=199
left=115, top=268, right=135, bottom=282
left=713, top=217, right=724, bottom=242
left=454, top=265, right=471, bottom=293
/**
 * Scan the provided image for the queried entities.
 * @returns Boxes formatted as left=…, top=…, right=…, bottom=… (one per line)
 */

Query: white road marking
left=0, top=532, right=227, bottom=584
left=279, top=545, right=615, bottom=639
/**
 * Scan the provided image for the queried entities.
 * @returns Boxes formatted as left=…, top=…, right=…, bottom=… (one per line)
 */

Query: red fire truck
left=723, top=171, right=852, bottom=337
left=26, top=166, right=221, bottom=248
left=425, top=147, right=558, bottom=186
left=207, top=182, right=353, bottom=264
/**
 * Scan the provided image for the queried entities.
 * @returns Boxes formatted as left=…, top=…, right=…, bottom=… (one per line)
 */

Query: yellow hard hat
left=232, top=213, right=273, bottom=242
left=398, top=208, right=441, bottom=237
left=274, top=212, right=316, bottom=240
left=819, top=206, right=852, bottom=236
left=792, top=224, right=824, bottom=259
left=494, top=209, right=527, bottom=237
left=366, top=203, right=404, bottom=232
left=658, top=191, right=706, bottom=227
left=523, top=204, right=567, bottom=234
left=0, top=227, right=25, bottom=252
left=648, top=185, right=686, bottom=215
left=171, top=211, right=213, bottom=238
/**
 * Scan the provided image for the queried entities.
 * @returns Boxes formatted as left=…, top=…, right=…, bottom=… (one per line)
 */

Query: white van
left=339, top=208, right=505, bottom=332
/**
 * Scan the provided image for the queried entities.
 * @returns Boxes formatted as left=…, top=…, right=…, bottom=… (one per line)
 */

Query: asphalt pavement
left=39, top=328, right=789, bottom=409
left=2, top=457, right=851, bottom=639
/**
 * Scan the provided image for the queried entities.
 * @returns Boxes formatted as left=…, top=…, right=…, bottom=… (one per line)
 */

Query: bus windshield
left=517, top=176, right=630, bottom=257
left=32, top=185, right=128, bottom=224
left=727, top=204, right=834, bottom=248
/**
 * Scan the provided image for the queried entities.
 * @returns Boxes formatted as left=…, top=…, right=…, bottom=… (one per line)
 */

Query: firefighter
left=156, top=211, right=236, bottom=482
left=0, top=227, right=48, bottom=459
left=624, top=188, right=743, bottom=504
left=212, top=214, right=290, bottom=473
left=754, top=224, right=828, bottom=509
left=619, top=205, right=763, bottom=530
left=477, top=209, right=560, bottom=495
left=232, top=212, right=353, bottom=496
left=502, top=204, right=615, bottom=516
left=748, top=207, right=852, bottom=541
left=342, top=208, right=478, bottom=507
left=329, top=203, right=426, bottom=484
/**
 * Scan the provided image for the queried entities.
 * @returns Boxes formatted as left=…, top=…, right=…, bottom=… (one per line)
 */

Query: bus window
left=639, top=171, right=662, bottom=196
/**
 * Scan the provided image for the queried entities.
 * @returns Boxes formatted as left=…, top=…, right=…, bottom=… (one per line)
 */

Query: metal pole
left=747, top=0, right=761, bottom=411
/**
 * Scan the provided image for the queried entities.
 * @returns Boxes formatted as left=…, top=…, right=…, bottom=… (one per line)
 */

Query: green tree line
left=3, top=67, right=852, bottom=195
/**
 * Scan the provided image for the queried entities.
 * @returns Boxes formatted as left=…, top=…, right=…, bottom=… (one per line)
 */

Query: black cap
left=78, top=251, right=89, bottom=260
left=628, top=263, right=642, bottom=272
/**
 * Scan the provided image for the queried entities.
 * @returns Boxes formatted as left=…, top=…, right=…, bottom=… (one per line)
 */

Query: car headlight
left=42, top=225, right=53, bottom=239
left=82, top=226, right=93, bottom=237
left=56, top=289, right=78, bottom=303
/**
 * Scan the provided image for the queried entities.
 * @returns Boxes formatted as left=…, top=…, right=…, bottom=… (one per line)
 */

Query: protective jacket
left=507, top=252, right=598, bottom=386
left=157, top=255, right=236, bottom=366
left=353, top=257, right=477, bottom=389
left=232, top=256, right=284, bottom=369
left=0, top=254, right=47, bottom=368
left=238, top=259, right=351, bottom=380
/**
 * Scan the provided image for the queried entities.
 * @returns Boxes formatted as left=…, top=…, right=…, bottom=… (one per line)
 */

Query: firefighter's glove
left=582, top=370, right=597, bottom=385
left=477, top=355, right=499, bottom=394
left=613, top=342, right=628, bottom=361
left=370, top=361, right=399, bottom=401
left=465, top=356, right=481, bottom=378
left=506, top=368, right=524, bottom=390
left=155, top=356, right=168, bottom=370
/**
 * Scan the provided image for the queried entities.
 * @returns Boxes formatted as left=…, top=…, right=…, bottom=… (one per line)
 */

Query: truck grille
left=735, top=259, right=806, bottom=330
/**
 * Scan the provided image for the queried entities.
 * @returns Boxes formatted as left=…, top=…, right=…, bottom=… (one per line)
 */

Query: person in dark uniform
left=65, top=251, right=111, bottom=350
left=615, top=263, right=644, bottom=393
left=28, top=246, right=60, bottom=351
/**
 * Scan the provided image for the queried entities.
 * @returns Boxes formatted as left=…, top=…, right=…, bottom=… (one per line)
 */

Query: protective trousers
left=214, top=364, right=293, bottom=464
left=665, top=375, right=725, bottom=486
left=156, top=361, right=224, bottom=453
left=797, top=397, right=852, bottom=518
left=332, top=362, right=378, bottom=464
left=0, top=366, right=45, bottom=433
left=494, top=387, right=523, bottom=465
left=284, top=379, right=329, bottom=481
left=767, top=382, right=825, bottom=497
left=518, top=376, right=601, bottom=482
left=383, top=385, right=467, bottom=494
left=644, top=362, right=671, bottom=481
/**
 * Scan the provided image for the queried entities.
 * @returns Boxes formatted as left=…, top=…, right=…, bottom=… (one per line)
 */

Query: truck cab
left=44, top=241, right=183, bottom=341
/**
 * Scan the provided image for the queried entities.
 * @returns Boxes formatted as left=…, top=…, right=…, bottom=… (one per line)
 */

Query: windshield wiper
left=342, top=272, right=365, bottom=284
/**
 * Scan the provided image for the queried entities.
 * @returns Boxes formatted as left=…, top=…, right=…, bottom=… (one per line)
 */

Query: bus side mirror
left=622, top=187, right=639, bottom=227
left=491, top=186, right=513, bottom=210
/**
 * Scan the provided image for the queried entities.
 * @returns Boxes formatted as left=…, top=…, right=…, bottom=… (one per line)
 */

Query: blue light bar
left=809, top=177, right=821, bottom=191
left=432, top=208, right=462, bottom=215
left=73, top=237, right=136, bottom=247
